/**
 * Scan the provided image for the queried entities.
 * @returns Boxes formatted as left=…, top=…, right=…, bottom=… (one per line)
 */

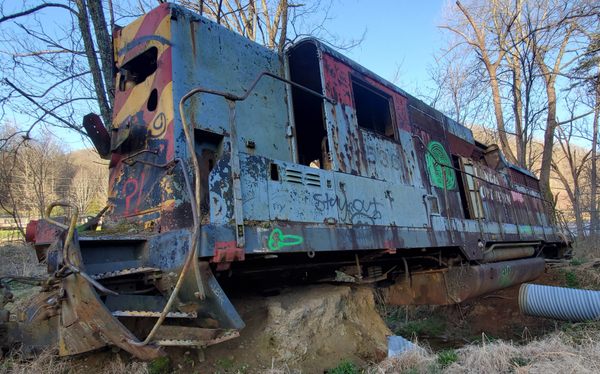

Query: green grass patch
left=148, top=356, right=170, bottom=374
left=437, top=349, right=458, bottom=368
left=0, top=229, right=21, bottom=241
left=510, top=356, right=530, bottom=367
left=327, top=359, right=360, bottom=374
left=215, top=357, right=235, bottom=371
left=564, top=270, right=580, bottom=288
left=396, top=316, right=447, bottom=337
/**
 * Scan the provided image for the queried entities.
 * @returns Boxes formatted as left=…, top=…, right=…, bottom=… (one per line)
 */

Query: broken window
left=352, top=78, right=395, bottom=139
left=119, top=47, right=158, bottom=91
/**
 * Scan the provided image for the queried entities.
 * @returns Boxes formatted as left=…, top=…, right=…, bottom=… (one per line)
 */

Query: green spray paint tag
left=499, top=265, right=512, bottom=287
left=268, top=228, right=304, bottom=251
left=425, top=141, right=456, bottom=190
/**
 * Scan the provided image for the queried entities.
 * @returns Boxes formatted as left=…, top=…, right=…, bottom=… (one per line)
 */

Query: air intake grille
left=283, top=168, right=322, bottom=187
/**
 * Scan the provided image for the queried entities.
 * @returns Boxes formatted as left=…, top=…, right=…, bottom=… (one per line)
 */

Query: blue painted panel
left=170, top=12, right=292, bottom=162
left=332, top=172, right=429, bottom=227
left=239, top=153, right=270, bottom=221
left=267, top=161, right=337, bottom=222
left=209, top=151, right=233, bottom=224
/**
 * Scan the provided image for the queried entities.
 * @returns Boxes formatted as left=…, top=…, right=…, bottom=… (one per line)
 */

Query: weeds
left=1, top=350, right=149, bottom=374
left=564, top=270, right=580, bottom=288
left=148, top=356, right=170, bottom=374
left=397, top=316, right=447, bottom=337
left=327, top=359, right=360, bottom=374
left=571, top=257, right=586, bottom=266
left=437, top=349, right=458, bottom=368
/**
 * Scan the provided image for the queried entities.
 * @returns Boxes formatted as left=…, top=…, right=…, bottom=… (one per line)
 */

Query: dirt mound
left=203, top=284, right=390, bottom=373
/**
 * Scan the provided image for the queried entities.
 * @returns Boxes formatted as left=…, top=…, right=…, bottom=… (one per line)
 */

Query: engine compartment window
left=352, top=78, right=395, bottom=139
left=119, top=47, right=158, bottom=91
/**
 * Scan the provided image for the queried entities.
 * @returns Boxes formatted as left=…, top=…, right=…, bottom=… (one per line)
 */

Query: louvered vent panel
left=305, top=173, right=321, bottom=187
left=281, top=168, right=322, bottom=187
left=284, top=169, right=303, bottom=184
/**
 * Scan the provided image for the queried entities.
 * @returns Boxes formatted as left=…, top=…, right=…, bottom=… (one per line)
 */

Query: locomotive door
left=458, top=157, right=485, bottom=219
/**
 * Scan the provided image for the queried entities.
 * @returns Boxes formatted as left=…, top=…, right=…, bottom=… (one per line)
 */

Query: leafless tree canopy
left=432, top=0, right=600, bottom=236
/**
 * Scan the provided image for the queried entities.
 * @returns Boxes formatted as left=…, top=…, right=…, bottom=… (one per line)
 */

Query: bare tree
left=0, top=124, right=76, bottom=236
left=69, top=166, right=100, bottom=215
left=572, top=31, right=600, bottom=235
left=0, top=0, right=118, bottom=149
left=441, top=0, right=520, bottom=164
left=427, top=47, right=490, bottom=128
left=551, top=102, right=592, bottom=237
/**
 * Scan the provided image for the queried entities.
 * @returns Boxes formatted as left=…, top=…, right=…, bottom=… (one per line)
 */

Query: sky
left=64, top=1, right=447, bottom=149
left=321, top=0, right=446, bottom=91
left=2, top=0, right=450, bottom=150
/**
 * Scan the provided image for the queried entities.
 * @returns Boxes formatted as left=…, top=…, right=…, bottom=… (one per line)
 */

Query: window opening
left=352, top=78, right=395, bottom=139
left=119, top=47, right=158, bottom=91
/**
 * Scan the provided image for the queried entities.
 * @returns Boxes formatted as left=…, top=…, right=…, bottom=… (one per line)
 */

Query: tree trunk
left=75, top=0, right=112, bottom=127
left=539, top=81, right=557, bottom=203
left=590, top=84, right=600, bottom=236
left=489, top=72, right=518, bottom=164
left=87, top=0, right=114, bottom=104
left=510, top=53, right=525, bottom=167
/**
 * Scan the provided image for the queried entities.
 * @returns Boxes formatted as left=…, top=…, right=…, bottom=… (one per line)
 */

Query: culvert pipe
left=519, top=283, right=600, bottom=322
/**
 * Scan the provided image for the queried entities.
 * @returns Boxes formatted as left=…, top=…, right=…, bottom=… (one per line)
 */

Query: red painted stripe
left=133, top=4, right=170, bottom=42
left=113, top=46, right=172, bottom=116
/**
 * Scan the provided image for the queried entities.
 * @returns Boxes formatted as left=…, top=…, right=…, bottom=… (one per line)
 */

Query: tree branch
left=0, top=3, right=77, bottom=24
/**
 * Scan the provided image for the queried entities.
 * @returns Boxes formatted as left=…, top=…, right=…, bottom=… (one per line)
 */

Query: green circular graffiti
left=425, top=141, right=456, bottom=190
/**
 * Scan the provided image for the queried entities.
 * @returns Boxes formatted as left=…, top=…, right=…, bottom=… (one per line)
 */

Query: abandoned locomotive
left=2, top=3, right=568, bottom=359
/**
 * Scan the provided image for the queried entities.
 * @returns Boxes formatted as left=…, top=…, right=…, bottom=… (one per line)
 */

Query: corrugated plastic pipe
left=519, top=283, right=600, bottom=322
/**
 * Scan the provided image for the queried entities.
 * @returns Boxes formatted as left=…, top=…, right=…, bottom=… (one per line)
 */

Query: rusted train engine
left=1, top=3, right=568, bottom=359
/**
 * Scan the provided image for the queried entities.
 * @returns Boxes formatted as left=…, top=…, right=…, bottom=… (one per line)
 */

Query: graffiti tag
left=313, top=192, right=382, bottom=225
left=268, top=228, right=304, bottom=251
left=365, top=143, right=402, bottom=171
left=499, top=265, right=512, bottom=287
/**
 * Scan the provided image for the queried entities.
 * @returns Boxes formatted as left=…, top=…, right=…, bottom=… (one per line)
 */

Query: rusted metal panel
left=384, top=257, right=545, bottom=305
left=326, top=102, right=368, bottom=176
left=445, top=117, right=475, bottom=145
left=398, top=130, right=424, bottom=188
left=361, top=130, right=409, bottom=184
left=320, top=51, right=413, bottom=181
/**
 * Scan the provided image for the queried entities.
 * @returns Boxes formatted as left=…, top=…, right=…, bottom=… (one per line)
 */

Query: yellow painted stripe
left=115, top=14, right=146, bottom=65
left=114, top=73, right=158, bottom=125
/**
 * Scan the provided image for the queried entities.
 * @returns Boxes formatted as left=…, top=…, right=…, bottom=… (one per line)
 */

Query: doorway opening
left=288, top=42, right=330, bottom=169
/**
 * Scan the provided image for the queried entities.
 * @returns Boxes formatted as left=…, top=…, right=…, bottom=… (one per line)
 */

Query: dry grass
left=0, top=243, right=45, bottom=278
left=372, top=330, right=600, bottom=374
left=1, top=350, right=70, bottom=374
left=1, top=350, right=149, bottom=374
left=573, top=237, right=600, bottom=260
